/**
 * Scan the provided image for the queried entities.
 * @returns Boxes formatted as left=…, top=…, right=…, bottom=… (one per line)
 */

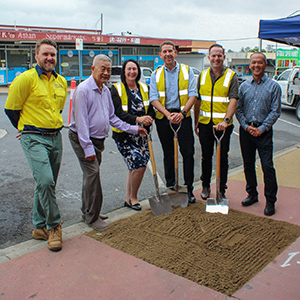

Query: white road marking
left=278, top=118, right=300, bottom=128
left=0, top=129, right=7, bottom=139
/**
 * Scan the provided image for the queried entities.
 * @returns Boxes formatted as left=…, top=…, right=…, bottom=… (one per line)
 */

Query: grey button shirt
left=236, top=74, right=281, bottom=133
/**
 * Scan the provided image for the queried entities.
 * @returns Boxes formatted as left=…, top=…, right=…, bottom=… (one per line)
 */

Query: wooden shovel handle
left=216, top=143, right=221, bottom=180
left=148, top=140, right=157, bottom=175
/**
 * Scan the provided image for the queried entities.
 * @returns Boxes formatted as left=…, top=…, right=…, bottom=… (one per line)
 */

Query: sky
left=1, top=0, right=300, bottom=51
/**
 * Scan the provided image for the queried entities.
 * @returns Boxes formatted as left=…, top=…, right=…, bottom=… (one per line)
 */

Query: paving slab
left=0, top=235, right=227, bottom=300
left=0, top=144, right=299, bottom=299
left=233, top=236, right=300, bottom=300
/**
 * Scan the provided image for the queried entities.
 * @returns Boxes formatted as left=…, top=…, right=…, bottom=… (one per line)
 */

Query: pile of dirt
left=86, top=202, right=300, bottom=296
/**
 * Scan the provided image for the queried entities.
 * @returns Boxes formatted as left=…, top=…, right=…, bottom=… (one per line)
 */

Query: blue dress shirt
left=149, top=62, right=197, bottom=109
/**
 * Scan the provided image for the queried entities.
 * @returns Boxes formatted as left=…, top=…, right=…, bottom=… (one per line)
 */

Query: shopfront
left=0, top=25, right=214, bottom=85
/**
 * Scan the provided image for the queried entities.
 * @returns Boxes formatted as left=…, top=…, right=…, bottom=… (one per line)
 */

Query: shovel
left=206, top=126, right=229, bottom=214
left=168, top=121, right=189, bottom=208
left=147, top=130, right=172, bottom=216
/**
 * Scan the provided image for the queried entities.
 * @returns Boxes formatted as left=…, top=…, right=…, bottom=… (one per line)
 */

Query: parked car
left=106, top=66, right=122, bottom=89
left=235, top=71, right=249, bottom=85
left=106, top=66, right=153, bottom=88
left=140, top=67, right=152, bottom=85
left=273, top=67, right=300, bottom=121
left=191, top=67, right=201, bottom=81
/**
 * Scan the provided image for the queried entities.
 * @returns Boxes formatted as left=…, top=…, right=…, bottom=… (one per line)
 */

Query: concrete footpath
left=0, top=144, right=300, bottom=299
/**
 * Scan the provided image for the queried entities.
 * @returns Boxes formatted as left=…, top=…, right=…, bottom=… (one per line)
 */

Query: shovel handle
left=174, top=137, right=178, bottom=169
left=148, top=140, right=157, bottom=175
left=216, top=142, right=221, bottom=180
left=212, top=125, right=225, bottom=146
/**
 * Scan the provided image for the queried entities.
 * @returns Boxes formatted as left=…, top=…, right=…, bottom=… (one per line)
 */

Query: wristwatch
left=224, top=117, right=230, bottom=123
left=181, top=110, right=187, bottom=118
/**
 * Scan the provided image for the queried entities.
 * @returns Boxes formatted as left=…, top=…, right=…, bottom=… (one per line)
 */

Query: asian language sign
left=276, top=49, right=300, bottom=69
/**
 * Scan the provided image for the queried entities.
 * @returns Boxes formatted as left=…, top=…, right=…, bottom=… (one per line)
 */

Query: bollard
left=69, top=78, right=76, bottom=125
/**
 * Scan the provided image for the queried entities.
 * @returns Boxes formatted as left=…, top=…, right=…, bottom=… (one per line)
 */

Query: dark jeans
left=155, top=116, right=194, bottom=190
left=198, top=122, right=233, bottom=192
left=239, top=127, right=277, bottom=204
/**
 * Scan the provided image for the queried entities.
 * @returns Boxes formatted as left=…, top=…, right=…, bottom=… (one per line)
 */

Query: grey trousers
left=69, top=130, right=105, bottom=224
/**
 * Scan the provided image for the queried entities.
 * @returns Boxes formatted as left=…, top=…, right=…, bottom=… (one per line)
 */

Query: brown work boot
left=32, top=226, right=49, bottom=241
left=48, top=223, right=63, bottom=252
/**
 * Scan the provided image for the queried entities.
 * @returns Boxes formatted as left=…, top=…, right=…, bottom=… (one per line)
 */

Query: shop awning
left=259, top=14, right=300, bottom=47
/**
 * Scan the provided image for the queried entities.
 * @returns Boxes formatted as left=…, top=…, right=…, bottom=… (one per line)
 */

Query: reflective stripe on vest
left=198, top=68, right=235, bottom=125
left=112, top=81, right=149, bottom=133
left=155, top=63, right=190, bottom=119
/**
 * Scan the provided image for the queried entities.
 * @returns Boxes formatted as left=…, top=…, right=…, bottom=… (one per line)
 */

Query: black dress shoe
left=188, top=190, right=196, bottom=204
left=220, top=192, right=227, bottom=201
left=124, top=200, right=142, bottom=211
left=201, top=187, right=210, bottom=200
left=242, top=195, right=258, bottom=206
left=264, top=202, right=275, bottom=216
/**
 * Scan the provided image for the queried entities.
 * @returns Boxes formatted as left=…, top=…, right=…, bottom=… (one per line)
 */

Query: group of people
left=4, top=38, right=281, bottom=252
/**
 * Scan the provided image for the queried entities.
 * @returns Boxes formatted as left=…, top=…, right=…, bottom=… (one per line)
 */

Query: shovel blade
left=167, top=186, right=187, bottom=195
left=168, top=193, right=189, bottom=208
left=205, top=197, right=229, bottom=215
left=148, top=195, right=172, bottom=216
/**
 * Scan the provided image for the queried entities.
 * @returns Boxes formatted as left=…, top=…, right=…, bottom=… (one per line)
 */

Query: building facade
left=0, top=24, right=215, bottom=85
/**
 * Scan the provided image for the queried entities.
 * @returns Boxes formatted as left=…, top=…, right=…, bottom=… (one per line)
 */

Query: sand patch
left=86, top=202, right=300, bottom=296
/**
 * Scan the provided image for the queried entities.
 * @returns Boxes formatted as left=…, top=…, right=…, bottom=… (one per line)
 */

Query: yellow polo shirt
left=5, top=66, right=67, bottom=131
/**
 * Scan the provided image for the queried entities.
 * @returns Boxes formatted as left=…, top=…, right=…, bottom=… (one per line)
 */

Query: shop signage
left=277, top=49, right=300, bottom=68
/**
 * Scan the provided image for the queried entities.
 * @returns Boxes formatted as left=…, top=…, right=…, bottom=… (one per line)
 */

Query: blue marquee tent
left=259, top=14, right=300, bottom=47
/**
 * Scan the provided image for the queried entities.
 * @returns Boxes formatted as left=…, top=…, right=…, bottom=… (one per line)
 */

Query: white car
left=191, top=67, right=201, bottom=81
left=106, top=66, right=153, bottom=89
left=140, top=67, right=152, bottom=85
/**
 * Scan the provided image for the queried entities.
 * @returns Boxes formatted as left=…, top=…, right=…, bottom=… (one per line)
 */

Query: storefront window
left=139, top=60, right=154, bottom=69
left=138, top=47, right=153, bottom=55
left=82, top=54, right=94, bottom=77
left=121, top=47, right=137, bottom=55
left=0, top=49, right=6, bottom=67
left=60, top=50, right=79, bottom=78
left=7, top=49, right=30, bottom=69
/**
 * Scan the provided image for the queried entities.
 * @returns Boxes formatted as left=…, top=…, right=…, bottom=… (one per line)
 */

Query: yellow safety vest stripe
left=155, top=64, right=190, bottom=119
left=198, top=68, right=235, bottom=125
left=112, top=81, right=149, bottom=133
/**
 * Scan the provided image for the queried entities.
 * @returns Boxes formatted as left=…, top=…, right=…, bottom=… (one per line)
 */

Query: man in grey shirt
left=236, top=52, right=281, bottom=216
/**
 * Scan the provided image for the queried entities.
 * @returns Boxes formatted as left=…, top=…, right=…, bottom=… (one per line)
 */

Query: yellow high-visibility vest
left=112, top=81, right=149, bottom=133
left=155, top=64, right=190, bottom=119
left=198, top=67, right=235, bottom=125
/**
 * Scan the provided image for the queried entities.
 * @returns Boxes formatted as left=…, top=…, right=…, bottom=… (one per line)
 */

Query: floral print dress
left=115, top=88, right=150, bottom=170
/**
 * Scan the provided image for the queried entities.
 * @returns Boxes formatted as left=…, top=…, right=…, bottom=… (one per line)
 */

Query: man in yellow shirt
left=5, top=38, right=67, bottom=251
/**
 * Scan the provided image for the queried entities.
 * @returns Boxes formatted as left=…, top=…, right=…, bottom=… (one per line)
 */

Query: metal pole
left=259, top=39, right=262, bottom=52
left=275, top=43, right=278, bottom=75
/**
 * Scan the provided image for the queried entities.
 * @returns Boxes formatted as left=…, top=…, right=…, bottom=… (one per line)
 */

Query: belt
left=70, top=129, right=105, bottom=142
left=166, top=108, right=181, bottom=113
left=247, top=122, right=262, bottom=128
left=21, top=130, right=60, bottom=136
